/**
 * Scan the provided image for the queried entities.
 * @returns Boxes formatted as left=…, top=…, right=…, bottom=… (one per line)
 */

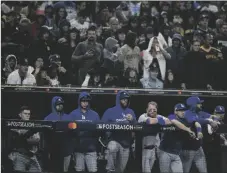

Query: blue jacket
left=44, top=96, right=74, bottom=157
left=101, top=91, right=136, bottom=148
left=184, top=98, right=211, bottom=126
left=183, top=99, right=211, bottom=150
left=159, top=114, right=189, bottom=155
left=69, top=92, right=100, bottom=152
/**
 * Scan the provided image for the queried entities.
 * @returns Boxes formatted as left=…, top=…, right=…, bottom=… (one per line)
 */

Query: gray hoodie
left=102, top=37, right=123, bottom=75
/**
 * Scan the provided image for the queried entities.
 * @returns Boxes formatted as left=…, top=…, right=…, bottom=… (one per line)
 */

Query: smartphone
left=155, top=45, right=160, bottom=52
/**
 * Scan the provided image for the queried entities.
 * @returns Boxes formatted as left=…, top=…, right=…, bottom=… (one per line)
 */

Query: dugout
left=1, top=86, right=227, bottom=173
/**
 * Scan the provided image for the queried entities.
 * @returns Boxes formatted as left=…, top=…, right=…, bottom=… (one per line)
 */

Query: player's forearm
left=171, top=120, right=190, bottom=132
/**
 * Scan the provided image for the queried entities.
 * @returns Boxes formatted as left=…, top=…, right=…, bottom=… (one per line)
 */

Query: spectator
left=2, top=54, right=18, bottom=84
left=138, top=26, right=154, bottom=51
left=47, top=54, right=71, bottom=86
left=30, top=57, right=44, bottom=78
left=166, top=34, right=187, bottom=82
left=200, top=33, right=223, bottom=90
left=53, top=1, right=76, bottom=21
left=142, top=36, right=171, bottom=81
left=57, top=19, right=70, bottom=39
left=122, top=67, right=140, bottom=88
left=30, top=26, right=56, bottom=66
left=54, top=7, right=67, bottom=28
left=102, top=37, right=124, bottom=87
left=164, top=69, right=178, bottom=89
left=116, top=28, right=126, bottom=47
left=194, top=11, right=215, bottom=43
left=31, top=11, right=46, bottom=39
left=180, top=40, right=207, bottom=90
left=140, top=63, right=164, bottom=89
left=119, top=31, right=141, bottom=75
left=7, top=57, right=36, bottom=85
left=70, top=10, right=90, bottom=40
left=72, top=26, right=103, bottom=85
left=36, top=69, right=50, bottom=86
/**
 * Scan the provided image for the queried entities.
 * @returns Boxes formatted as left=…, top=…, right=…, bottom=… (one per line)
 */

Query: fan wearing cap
left=47, top=54, right=71, bottom=86
left=7, top=57, right=36, bottom=85
left=181, top=96, right=219, bottom=173
left=101, top=90, right=136, bottom=173
left=140, top=63, right=164, bottom=89
left=158, top=103, right=196, bottom=173
left=44, top=96, right=74, bottom=173
left=194, top=11, right=215, bottom=43
left=166, top=34, right=186, bottom=77
left=69, top=92, right=100, bottom=173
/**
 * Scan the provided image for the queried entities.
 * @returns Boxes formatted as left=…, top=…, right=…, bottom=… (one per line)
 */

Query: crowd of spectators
left=1, top=1, right=227, bottom=90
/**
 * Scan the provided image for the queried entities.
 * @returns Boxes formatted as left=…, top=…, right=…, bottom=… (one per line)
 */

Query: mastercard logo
left=68, top=122, right=77, bottom=129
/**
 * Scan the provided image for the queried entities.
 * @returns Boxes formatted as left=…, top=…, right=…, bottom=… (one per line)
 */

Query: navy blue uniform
left=69, top=92, right=100, bottom=172
left=44, top=96, right=74, bottom=173
left=101, top=90, right=136, bottom=173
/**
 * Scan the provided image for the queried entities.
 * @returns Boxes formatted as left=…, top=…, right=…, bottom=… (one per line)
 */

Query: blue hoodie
left=184, top=96, right=211, bottom=125
left=69, top=92, right=100, bottom=152
left=183, top=97, right=211, bottom=150
left=101, top=91, right=136, bottom=148
left=44, top=96, right=74, bottom=157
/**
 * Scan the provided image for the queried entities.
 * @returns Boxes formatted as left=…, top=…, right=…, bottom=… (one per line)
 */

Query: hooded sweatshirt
left=69, top=92, right=100, bottom=152
left=102, top=37, right=124, bottom=75
left=101, top=91, right=136, bottom=148
left=183, top=97, right=211, bottom=150
left=44, top=96, right=74, bottom=157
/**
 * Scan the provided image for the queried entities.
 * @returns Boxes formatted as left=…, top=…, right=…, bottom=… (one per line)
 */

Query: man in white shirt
left=138, top=101, right=170, bottom=173
left=7, top=58, right=36, bottom=86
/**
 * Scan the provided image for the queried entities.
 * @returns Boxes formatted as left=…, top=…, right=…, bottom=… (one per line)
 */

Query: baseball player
left=69, top=92, right=100, bottom=173
left=8, top=106, right=42, bottom=172
left=158, top=103, right=196, bottom=173
left=181, top=96, right=219, bottom=173
left=204, top=105, right=226, bottom=173
left=101, top=90, right=136, bottom=173
left=44, top=96, right=74, bottom=173
left=138, top=101, right=170, bottom=173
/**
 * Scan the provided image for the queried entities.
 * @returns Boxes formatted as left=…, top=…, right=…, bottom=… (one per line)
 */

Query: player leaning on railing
left=8, top=106, right=42, bottom=173
left=138, top=101, right=196, bottom=173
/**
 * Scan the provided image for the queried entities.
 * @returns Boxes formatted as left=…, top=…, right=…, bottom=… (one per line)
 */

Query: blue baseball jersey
left=44, top=96, right=74, bottom=157
left=159, top=114, right=188, bottom=155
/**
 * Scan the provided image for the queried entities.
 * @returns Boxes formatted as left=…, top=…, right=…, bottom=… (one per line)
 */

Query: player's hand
left=187, top=129, right=196, bottom=139
left=197, top=132, right=203, bottom=140
left=126, top=114, right=133, bottom=121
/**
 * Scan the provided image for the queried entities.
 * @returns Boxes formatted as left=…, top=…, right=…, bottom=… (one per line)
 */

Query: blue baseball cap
left=214, top=106, right=225, bottom=114
left=119, top=91, right=130, bottom=100
left=175, top=103, right=187, bottom=111
left=186, top=96, right=204, bottom=106
left=55, top=98, right=64, bottom=105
